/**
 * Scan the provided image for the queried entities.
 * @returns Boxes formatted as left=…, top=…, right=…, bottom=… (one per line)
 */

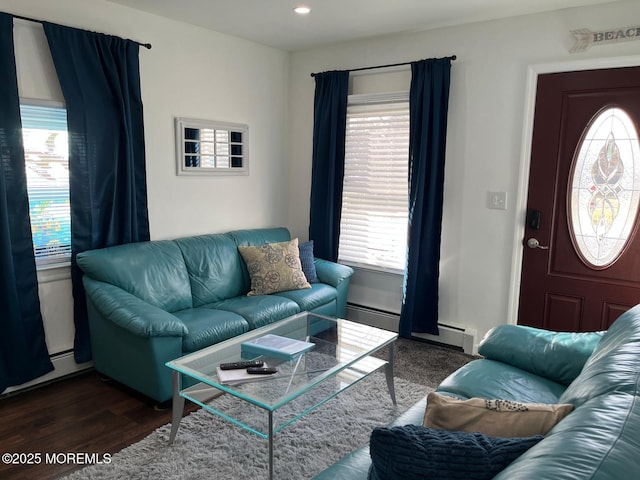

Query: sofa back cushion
left=175, top=233, right=247, bottom=306
left=238, top=238, right=311, bottom=295
left=229, top=227, right=292, bottom=248
left=76, top=241, right=192, bottom=313
left=559, top=304, right=640, bottom=407
left=228, top=227, right=292, bottom=291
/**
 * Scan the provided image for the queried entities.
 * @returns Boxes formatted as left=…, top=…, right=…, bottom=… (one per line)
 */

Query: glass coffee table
left=166, top=311, right=397, bottom=479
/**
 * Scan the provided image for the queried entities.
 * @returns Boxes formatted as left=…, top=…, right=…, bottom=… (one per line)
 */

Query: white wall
left=5, top=0, right=640, bottom=388
left=287, top=0, right=640, bottom=348
left=5, top=0, right=290, bottom=238
left=1, top=0, right=290, bottom=388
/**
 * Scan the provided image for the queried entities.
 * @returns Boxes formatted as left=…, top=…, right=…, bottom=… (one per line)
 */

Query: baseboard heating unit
left=2, top=350, right=92, bottom=396
left=345, top=304, right=476, bottom=355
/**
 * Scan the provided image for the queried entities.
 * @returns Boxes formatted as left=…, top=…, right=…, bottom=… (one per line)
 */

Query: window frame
left=20, top=98, right=71, bottom=269
left=568, top=105, right=640, bottom=269
left=174, top=117, right=249, bottom=176
left=338, top=91, right=410, bottom=275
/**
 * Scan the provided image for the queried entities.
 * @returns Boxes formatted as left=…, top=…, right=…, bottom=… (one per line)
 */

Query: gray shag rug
left=62, top=338, right=475, bottom=480
left=61, top=373, right=429, bottom=480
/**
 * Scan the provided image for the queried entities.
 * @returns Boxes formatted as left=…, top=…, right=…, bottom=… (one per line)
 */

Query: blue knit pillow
left=298, top=240, right=319, bottom=283
left=368, top=425, right=542, bottom=480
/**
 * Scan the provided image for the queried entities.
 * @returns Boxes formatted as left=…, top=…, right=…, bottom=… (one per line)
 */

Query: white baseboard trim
left=345, top=304, right=477, bottom=355
left=3, top=351, right=93, bottom=395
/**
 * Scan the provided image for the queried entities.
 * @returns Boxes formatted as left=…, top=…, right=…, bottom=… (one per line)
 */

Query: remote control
left=219, top=360, right=264, bottom=370
left=246, top=367, right=278, bottom=375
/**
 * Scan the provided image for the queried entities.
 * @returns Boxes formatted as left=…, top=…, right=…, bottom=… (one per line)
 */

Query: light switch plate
left=487, top=191, right=508, bottom=210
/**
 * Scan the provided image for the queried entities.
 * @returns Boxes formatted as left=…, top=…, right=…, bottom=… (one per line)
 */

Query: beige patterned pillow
left=238, top=238, right=311, bottom=296
left=423, top=391, right=574, bottom=438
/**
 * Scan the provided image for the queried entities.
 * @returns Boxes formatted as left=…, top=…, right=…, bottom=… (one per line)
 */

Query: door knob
left=527, top=238, right=549, bottom=250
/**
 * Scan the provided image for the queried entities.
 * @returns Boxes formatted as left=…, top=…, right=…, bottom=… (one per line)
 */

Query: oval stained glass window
left=569, top=107, right=640, bottom=268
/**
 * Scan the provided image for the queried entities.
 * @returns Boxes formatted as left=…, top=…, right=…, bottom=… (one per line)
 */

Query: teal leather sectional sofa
left=76, top=227, right=354, bottom=403
left=315, top=304, right=640, bottom=479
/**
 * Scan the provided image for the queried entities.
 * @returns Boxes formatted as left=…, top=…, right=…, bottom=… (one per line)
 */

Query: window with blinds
left=338, top=94, right=410, bottom=272
left=20, top=102, right=71, bottom=265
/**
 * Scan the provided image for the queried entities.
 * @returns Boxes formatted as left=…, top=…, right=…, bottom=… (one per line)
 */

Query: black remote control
left=219, top=361, right=264, bottom=370
left=246, top=367, right=278, bottom=375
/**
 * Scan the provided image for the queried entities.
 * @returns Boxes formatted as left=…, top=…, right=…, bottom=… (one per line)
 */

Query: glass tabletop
left=166, top=312, right=397, bottom=435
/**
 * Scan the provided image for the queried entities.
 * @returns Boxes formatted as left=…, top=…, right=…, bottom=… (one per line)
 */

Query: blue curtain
left=399, top=58, right=452, bottom=337
left=43, top=23, right=150, bottom=363
left=0, top=13, right=53, bottom=392
left=309, top=71, right=349, bottom=262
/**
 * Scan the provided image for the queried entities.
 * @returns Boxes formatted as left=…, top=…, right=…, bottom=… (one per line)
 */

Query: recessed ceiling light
left=294, top=6, right=311, bottom=15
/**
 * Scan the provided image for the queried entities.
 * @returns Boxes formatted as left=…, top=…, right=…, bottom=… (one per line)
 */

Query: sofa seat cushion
left=173, top=308, right=250, bottom=353
left=272, top=283, right=337, bottom=312
left=211, top=295, right=301, bottom=329
left=368, top=424, right=542, bottom=480
left=437, top=359, right=566, bottom=404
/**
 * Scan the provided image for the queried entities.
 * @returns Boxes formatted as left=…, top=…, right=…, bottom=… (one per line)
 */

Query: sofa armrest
left=83, top=277, right=188, bottom=338
left=478, top=324, right=604, bottom=385
left=314, top=258, right=354, bottom=287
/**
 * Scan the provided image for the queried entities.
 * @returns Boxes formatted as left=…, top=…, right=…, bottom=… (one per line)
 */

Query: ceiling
left=108, top=0, right=623, bottom=52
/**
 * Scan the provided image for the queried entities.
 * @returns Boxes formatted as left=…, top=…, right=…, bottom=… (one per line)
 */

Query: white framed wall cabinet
left=175, top=117, right=249, bottom=176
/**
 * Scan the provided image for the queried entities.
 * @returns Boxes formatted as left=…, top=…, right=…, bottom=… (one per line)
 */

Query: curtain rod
left=310, top=55, right=456, bottom=77
left=11, top=13, right=152, bottom=50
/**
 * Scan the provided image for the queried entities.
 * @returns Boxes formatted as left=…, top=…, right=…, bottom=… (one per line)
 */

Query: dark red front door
left=518, top=66, right=640, bottom=332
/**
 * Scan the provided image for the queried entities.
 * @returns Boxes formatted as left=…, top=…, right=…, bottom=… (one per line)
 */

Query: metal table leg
left=168, top=371, right=185, bottom=444
left=385, top=341, right=397, bottom=405
left=268, top=411, right=274, bottom=480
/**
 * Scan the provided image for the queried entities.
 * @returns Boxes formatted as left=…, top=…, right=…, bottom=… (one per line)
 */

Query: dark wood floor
left=0, top=371, right=198, bottom=480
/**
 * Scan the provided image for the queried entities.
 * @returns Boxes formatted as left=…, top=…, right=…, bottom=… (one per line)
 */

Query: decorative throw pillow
left=298, top=240, right=319, bottom=283
left=423, top=392, right=574, bottom=438
left=368, top=424, right=543, bottom=480
left=238, top=238, right=311, bottom=295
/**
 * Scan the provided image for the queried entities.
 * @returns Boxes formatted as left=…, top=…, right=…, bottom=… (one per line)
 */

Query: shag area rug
left=61, top=372, right=431, bottom=480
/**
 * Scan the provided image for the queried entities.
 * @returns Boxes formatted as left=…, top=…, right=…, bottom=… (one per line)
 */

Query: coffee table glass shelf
left=166, top=311, right=397, bottom=480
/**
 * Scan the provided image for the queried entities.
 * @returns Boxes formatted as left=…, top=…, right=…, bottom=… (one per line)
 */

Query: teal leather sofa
left=76, top=227, right=354, bottom=404
left=315, top=304, right=640, bottom=479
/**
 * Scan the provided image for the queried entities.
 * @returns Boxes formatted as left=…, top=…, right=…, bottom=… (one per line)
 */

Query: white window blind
left=20, top=102, right=71, bottom=265
left=338, top=94, right=410, bottom=272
